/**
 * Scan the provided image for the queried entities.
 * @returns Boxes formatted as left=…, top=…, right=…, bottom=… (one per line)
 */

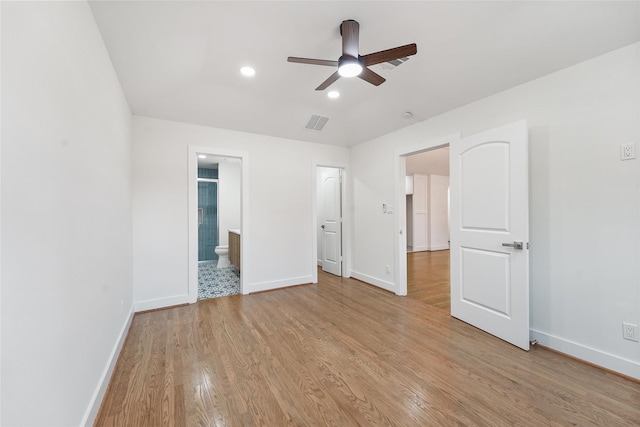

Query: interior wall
left=132, top=116, right=349, bottom=307
left=429, top=175, right=450, bottom=251
left=1, top=2, right=133, bottom=426
left=217, top=158, right=241, bottom=247
left=351, top=43, right=640, bottom=378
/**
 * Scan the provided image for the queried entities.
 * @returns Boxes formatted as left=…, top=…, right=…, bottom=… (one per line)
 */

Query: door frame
left=394, top=133, right=460, bottom=296
left=312, top=162, right=351, bottom=283
left=188, top=145, right=249, bottom=303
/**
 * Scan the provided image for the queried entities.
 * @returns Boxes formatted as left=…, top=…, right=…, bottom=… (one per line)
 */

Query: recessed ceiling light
left=327, top=91, right=340, bottom=99
left=240, top=66, right=255, bottom=77
left=198, top=154, right=207, bottom=159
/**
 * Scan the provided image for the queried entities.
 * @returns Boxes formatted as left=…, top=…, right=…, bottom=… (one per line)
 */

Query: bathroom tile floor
left=198, top=261, right=241, bottom=300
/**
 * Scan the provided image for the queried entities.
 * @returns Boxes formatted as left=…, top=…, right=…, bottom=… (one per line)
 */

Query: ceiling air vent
left=379, top=56, right=410, bottom=71
left=305, top=114, right=330, bottom=131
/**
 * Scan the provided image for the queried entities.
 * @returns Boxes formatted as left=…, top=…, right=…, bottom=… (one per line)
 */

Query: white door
left=450, top=120, right=530, bottom=350
left=321, top=168, right=342, bottom=276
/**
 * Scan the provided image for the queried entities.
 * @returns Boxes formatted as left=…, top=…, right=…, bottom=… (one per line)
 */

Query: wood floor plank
left=95, top=269, right=640, bottom=426
left=407, top=249, right=451, bottom=310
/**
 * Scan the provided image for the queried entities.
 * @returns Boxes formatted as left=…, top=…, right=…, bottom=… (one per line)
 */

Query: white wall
left=133, top=116, right=349, bottom=307
left=1, top=2, right=133, bottom=426
left=218, top=158, right=241, bottom=247
left=351, top=43, right=640, bottom=378
left=406, top=174, right=449, bottom=252
left=0, top=2, right=4, bottom=421
left=429, top=175, right=450, bottom=251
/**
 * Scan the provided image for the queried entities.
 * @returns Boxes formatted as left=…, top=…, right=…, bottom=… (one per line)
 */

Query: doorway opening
left=189, top=147, right=246, bottom=303
left=395, top=121, right=530, bottom=350
left=404, top=146, right=451, bottom=310
left=315, top=165, right=347, bottom=280
left=196, top=155, right=241, bottom=300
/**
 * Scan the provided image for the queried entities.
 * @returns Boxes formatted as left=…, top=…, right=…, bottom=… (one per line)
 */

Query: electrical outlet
left=620, top=143, right=636, bottom=161
left=622, top=322, right=638, bottom=341
left=385, top=265, right=391, bottom=274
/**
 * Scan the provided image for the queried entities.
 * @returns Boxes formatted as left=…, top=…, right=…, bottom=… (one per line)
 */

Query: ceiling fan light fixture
left=337, top=56, right=362, bottom=78
left=287, top=19, right=416, bottom=90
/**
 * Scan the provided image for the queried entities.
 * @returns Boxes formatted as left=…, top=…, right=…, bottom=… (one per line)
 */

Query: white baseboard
left=246, top=275, right=313, bottom=294
left=429, top=245, right=450, bottom=251
left=530, top=329, right=640, bottom=380
left=350, top=271, right=397, bottom=294
left=81, top=308, right=134, bottom=426
left=134, top=294, right=190, bottom=312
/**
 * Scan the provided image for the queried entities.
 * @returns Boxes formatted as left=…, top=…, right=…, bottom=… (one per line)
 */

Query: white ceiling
left=406, top=146, right=450, bottom=176
left=89, top=1, right=640, bottom=147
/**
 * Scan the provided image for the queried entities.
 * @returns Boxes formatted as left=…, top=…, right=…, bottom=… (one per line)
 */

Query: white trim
left=394, top=133, right=460, bottom=296
left=188, top=146, right=249, bottom=301
left=312, top=161, right=351, bottom=284
left=246, top=275, right=313, bottom=294
left=81, top=308, right=135, bottom=427
left=134, top=294, right=190, bottom=313
left=0, top=3, right=3, bottom=420
left=350, top=270, right=397, bottom=294
left=530, top=329, right=640, bottom=380
left=429, top=245, right=451, bottom=251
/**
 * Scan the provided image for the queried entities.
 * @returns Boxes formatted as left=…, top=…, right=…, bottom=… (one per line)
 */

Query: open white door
left=321, top=168, right=342, bottom=276
left=450, top=120, right=530, bottom=350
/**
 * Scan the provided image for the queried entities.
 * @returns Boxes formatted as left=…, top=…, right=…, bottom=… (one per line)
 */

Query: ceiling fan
left=287, top=19, right=417, bottom=91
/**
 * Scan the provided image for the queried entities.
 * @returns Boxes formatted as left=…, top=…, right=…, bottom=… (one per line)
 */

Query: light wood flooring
left=95, top=269, right=640, bottom=426
left=407, top=249, right=450, bottom=311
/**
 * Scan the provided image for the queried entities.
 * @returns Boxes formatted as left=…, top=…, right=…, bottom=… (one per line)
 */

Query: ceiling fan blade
left=358, top=67, right=386, bottom=86
left=287, top=57, right=339, bottom=67
left=316, top=71, right=341, bottom=91
left=340, top=20, right=360, bottom=58
left=361, top=43, right=417, bottom=67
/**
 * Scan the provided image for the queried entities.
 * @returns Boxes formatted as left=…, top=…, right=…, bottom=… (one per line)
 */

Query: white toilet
left=214, top=245, right=230, bottom=268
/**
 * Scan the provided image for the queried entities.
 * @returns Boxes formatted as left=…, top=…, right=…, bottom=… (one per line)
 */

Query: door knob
left=321, top=225, right=325, bottom=229
left=502, top=241, right=523, bottom=249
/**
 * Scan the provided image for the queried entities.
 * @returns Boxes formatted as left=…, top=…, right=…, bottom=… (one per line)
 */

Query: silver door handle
left=502, top=241, right=524, bottom=250
left=321, top=225, right=325, bottom=229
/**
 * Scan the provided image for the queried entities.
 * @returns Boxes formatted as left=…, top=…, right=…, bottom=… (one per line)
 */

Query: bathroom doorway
left=193, top=153, right=242, bottom=300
